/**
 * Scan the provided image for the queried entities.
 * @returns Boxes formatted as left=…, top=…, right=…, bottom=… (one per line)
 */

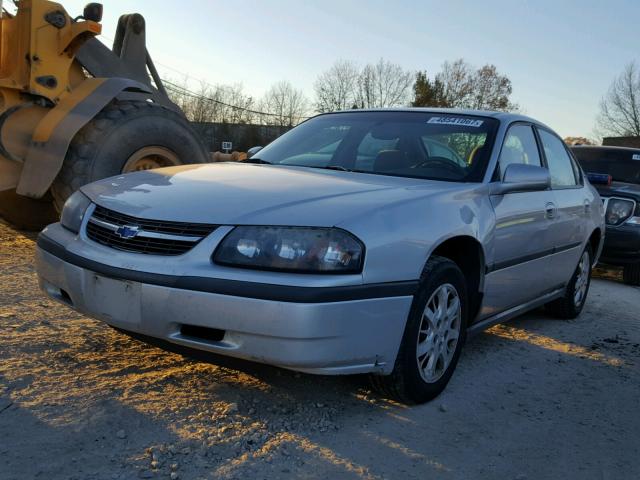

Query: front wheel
left=545, top=246, right=592, bottom=319
left=370, top=256, right=467, bottom=404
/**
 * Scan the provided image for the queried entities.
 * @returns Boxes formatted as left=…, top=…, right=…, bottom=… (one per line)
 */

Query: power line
left=162, top=79, right=275, bottom=117
left=163, top=79, right=310, bottom=121
left=98, top=34, right=309, bottom=122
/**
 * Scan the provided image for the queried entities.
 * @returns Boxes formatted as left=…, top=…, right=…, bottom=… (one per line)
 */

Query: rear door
left=536, top=128, right=586, bottom=286
left=481, top=124, right=557, bottom=317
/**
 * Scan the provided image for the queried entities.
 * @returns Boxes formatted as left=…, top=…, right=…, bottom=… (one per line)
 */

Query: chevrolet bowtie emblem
left=115, top=225, right=140, bottom=239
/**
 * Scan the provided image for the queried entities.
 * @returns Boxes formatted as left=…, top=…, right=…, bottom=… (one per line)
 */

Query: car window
left=421, top=138, right=468, bottom=167
left=539, top=130, right=578, bottom=187
left=498, top=125, right=541, bottom=179
left=255, top=111, right=499, bottom=182
left=278, top=126, right=351, bottom=167
left=355, top=133, right=399, bottom=170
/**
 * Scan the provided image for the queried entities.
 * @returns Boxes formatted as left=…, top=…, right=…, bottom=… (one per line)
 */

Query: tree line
left=166, top=58, right=518, bottom=128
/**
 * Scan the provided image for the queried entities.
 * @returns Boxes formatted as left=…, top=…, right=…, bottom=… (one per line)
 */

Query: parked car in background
left=36, top=109, right=604, bottom=404
left=571, top=145, right=640, bottom=285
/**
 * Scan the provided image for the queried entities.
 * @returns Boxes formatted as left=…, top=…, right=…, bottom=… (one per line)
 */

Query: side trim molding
left=486, top=241, right=583, bottom=274
left=467, top=287, right=565, bottom=337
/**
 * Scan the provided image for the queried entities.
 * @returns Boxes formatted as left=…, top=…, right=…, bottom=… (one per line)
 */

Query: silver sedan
left=35, top=109, right=605, bottom=403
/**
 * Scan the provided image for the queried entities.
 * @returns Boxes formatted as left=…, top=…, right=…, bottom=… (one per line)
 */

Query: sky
left=28, top=0, right=640, bottom=139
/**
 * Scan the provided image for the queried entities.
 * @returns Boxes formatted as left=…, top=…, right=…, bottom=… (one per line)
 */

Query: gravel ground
left=1, top=220, right=639, bottom=480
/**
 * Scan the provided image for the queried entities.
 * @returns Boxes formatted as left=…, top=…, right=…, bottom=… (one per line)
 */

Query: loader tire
left=50, top=100, right=209, bottom=211
left=0, top=189, right=58, bottom=231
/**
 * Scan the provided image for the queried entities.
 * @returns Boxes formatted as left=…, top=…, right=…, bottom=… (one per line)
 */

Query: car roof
left=314, top=107, right=552, bottom=130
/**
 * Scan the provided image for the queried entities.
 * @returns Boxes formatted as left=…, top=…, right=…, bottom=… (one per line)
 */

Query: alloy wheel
left=573, top=251, right=590, bottom=307
left=416, top=283, right=462, bottom=383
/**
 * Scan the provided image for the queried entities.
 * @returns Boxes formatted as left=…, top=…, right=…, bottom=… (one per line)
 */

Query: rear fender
left=16, top=77, right=151, bottom=199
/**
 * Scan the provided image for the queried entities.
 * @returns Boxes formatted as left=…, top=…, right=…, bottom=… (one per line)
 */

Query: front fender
left=339, top=185, right=493, bottom=284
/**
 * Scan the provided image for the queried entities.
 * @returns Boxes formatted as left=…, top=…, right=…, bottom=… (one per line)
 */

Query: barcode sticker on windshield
left=633, top=154, right=640, bottom=161
left=428, top=116, right=484, bottom=128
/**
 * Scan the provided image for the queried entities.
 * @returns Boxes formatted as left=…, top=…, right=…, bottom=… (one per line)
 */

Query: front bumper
left=35, top=225, right=415, bottom=375
left=600, top=225, right=640, bottom=266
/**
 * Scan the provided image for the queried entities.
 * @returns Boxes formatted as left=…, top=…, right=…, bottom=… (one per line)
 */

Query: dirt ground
left=1, top=220, right=639, bottom=480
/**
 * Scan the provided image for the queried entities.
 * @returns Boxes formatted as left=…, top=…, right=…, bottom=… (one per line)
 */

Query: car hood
left=595, top=181, right=640, bottom=202
left=80, top=163, right=468, bottom=226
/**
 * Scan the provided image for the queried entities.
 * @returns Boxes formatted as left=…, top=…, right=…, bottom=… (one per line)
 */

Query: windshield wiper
left=320, top=165, right=352, bottom=172
left=243, top=158, right=272, bottom=165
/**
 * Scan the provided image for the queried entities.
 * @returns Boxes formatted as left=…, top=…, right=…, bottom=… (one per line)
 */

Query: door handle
left=583, top=199, right=591, bottom=214
left=545, top=202, right=557, bottom=219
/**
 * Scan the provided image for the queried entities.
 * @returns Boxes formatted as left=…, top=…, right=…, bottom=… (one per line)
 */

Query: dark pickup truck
left=571, top=145, right=640, bottom=285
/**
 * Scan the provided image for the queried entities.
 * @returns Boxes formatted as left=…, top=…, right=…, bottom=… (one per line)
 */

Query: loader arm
left=16, top=77, right=151, bottom=198
left=1, top=1, right=182, bottom=199
left=0, top=1, right=208, bottom=230
left=75, top=12, right=182, bottom=114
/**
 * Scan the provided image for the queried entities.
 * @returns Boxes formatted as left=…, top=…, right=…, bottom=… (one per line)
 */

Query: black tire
left=370, top=256, right=468, bottom=404
left=623, top=264, right=640, bottom=286
left=50, top=100, right=209, bottom=211
left=0, top=189, right=58, bottom=231
left=545, top=245, right=592, bottom=319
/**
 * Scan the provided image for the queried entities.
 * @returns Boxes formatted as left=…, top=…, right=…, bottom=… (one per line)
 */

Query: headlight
left=213, top=226, right=364, bottom=273
left=627, top=204, right=640, bottom=226
left=605, top=198, right=634, bottom=226
left=60, top=191, right=92, bottom=233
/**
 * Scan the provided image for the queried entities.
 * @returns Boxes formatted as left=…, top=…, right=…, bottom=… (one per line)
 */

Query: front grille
left=86, top=205, right=217, bottom=255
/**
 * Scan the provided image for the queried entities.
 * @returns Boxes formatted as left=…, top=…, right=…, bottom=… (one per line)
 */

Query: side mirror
left=246, top=146, right=263, bottom=159
left=492, top=163, right=551, bottom=195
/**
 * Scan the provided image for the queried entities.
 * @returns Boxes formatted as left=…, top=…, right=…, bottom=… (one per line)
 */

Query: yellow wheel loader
left=0, top=1, right=209, bottom=229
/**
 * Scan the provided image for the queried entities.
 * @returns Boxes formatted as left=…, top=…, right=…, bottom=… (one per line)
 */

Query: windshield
left=572, top=147, right=640, bottom=185
left=254, top=111, right=499, bottom=182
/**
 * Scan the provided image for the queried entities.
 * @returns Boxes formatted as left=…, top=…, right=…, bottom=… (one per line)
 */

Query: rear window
left=572, top=147, right=640, bottom=185
left=254, top=111, right=499, bottom=182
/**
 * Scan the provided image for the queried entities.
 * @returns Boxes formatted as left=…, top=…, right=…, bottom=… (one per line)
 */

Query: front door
left=481, top=124, right=557, bottom=318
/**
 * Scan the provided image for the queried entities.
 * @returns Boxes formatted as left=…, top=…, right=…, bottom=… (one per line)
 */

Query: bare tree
left=436, top=59, right=474, bottom=108
left=355, top=58, right=413, bottom=108
left=313, top=60, right=360, bottom=112
left=412, top=59, right=517, bottom=112
left=470, top=64, right=516, bottom=111
left=596, top=62, right=640, bottom=137
left=216, top=84, right=256, bottom=124
left=166, top=79, right=258, bottom=124
left=261, top=80, right=309, bottom=127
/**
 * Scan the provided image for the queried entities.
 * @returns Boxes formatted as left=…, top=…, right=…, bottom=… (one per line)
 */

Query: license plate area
left=84, top=273, right=142, bottom=326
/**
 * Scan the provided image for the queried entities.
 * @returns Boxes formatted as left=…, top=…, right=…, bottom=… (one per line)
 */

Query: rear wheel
left=545, top=246, right=592, bottom=319
left=623, top=264, right=640, bottom=286
left=50, top=100, right=209, bottom=211
left=370, top=256, right=467, bottom=404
